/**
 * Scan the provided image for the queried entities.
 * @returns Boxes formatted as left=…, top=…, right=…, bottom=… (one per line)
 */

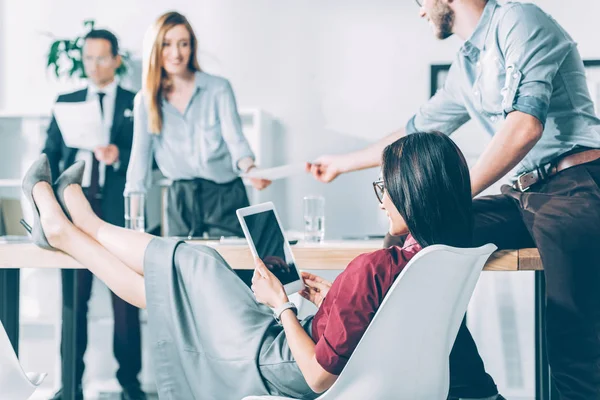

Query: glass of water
left=303, top=195, right=325, bottom=243
left=124, top=192, right=145, bottom=232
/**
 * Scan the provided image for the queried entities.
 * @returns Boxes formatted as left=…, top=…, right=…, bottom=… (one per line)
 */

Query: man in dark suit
left=43, top=29, right=145, bottom=400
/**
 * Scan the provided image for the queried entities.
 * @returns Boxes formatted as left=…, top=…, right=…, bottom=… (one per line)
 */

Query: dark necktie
left=89, top=92, right=105, bottom=202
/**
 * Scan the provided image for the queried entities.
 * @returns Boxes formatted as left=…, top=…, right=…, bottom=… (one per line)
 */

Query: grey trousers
left=144, top=238, right=318, bottom=400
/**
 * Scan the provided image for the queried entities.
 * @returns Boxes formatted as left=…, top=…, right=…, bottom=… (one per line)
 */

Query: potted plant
left=46, top=19, right=131, bottom=79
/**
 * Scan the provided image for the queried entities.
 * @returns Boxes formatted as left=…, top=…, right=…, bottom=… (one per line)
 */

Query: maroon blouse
left=311, top=235, right=422, bottom=374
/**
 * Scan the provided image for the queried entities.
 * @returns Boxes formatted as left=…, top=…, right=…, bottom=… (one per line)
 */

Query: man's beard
left=430, top=1, right=455, bottom=39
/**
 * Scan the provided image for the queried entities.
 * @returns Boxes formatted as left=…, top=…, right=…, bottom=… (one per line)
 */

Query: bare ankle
left=64, top=185, right=97, bottom=229
left=39, top=213, right=68, bottom=249
left=76, top=214, right=102, bottom=238
left=30, top=180, right=81, bottom=252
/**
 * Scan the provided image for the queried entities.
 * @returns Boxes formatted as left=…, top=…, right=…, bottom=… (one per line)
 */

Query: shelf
left=0, top=108, right=263, bottom=121
left=0, top=110, right=50, bottom=119
left=0, top=179, right=21, bottom=188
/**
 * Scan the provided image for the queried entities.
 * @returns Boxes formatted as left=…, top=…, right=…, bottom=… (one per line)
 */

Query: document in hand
left=53, top=101, right=108, bottom=151
left=241, top=163, right=305, bottom=181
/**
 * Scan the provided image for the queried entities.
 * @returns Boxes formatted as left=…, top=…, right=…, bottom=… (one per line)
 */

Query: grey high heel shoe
left=20, top=154, right=54, bottom=250
left=53, top=160, right=85, bottom=220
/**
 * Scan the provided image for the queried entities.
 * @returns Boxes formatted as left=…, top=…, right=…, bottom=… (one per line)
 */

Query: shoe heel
left=20, top=219, right=32, bottom=234
left=21, top=154, right=54, bottom=250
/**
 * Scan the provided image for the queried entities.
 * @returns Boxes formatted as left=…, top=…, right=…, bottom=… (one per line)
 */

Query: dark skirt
left=165, top=177, right=249, bottom=238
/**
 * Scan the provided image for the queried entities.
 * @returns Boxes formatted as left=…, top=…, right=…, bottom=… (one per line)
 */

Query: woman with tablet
left=22, top=132, right=479, bottom=399
left=125, top=11, right=270, bottom=238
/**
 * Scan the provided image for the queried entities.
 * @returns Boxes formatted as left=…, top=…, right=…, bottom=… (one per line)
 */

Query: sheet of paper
left=241, top=163, right=305, bottom=181
left=53, top=101, right=107, bottom=151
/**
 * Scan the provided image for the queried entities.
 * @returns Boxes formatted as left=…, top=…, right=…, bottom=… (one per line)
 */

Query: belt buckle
left=516, top=171, right=535, bottom=192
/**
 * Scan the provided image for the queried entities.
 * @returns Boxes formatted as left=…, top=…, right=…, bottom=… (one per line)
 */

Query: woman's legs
left=62, top=184, right=153, bottom=276
left=33, top=181, right=147, bottom=308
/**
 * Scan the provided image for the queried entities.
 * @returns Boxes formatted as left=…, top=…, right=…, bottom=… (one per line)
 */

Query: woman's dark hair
left=382, top=132, right=473, bottom=248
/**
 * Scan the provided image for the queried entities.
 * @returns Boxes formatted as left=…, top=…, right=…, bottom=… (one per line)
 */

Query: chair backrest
left=0, top=320, right=46, bottom=399
left=319, top=243, right=497, bottom=400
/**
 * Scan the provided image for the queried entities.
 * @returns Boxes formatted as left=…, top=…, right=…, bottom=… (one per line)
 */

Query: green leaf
left=116, top=63, right=128, bottom=77
left=47, top=40, right=61, bottom=66
left=69, top=58, right=84, bottom=77
left=83, top=19, right=95, bottom=31
left=73, top=36, right=84, bottom=51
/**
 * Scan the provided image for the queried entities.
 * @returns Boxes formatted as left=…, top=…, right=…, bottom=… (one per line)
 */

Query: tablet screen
left=243, top=210, right=301, bottom=285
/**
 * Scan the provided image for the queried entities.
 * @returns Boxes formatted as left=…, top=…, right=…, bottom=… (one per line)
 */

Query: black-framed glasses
left=415, top=0, right=423, bottom=6
left=373, top=179, right=385, bottom=204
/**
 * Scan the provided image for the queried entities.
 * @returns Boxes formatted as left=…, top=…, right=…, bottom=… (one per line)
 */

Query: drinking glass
left=303, top=195, right=325, bottom=242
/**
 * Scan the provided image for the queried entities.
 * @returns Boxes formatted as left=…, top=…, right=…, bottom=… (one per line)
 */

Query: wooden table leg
left=61, top=269, right=78, bottom=400
left=0, top=268, right=20, bottom=354
left=535, top=270, right=551, bottom=400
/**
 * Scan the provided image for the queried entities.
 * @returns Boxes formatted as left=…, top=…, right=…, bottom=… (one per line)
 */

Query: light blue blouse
left=125, top=72, right=255, bottom=194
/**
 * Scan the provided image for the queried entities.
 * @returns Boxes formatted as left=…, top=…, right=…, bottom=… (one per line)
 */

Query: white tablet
left=237, top=202, right=304, bottom=295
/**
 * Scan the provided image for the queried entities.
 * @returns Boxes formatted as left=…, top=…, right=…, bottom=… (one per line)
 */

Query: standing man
left=43, top=29, right=145, bottom=400
left=308, top=0, right=600, bottom=399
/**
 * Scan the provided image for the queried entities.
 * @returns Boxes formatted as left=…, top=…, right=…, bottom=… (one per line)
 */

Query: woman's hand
left=249, top=177, right=272, bottom=190
left=245, top=166, right=272, bottom=190
left=298, top=272, right=332, bottom=307
left=252, top=257, right=288, bottom=308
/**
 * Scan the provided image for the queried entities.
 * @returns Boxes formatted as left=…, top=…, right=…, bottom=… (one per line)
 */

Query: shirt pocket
left=475, top=49, right=506, bottom=117
left=195, top=120, right=223, bottom=157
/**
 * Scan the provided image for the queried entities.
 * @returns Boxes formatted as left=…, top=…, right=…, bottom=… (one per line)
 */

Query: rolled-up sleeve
left=406, top=62, right=471, bottom=136
left=124, top=93, right=154, bottom=195
left=497, top=5, right=575, bottom=126
left=314, top=289, right=359, bottom=375
left=217, top=80, right=255, bottom=172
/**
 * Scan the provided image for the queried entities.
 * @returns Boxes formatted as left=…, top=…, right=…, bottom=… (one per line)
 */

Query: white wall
left=1, top=0, right=459, bottom=236
left=2, top=1, right=600, bottom=397
left=3, top=0, right=599, bottom=236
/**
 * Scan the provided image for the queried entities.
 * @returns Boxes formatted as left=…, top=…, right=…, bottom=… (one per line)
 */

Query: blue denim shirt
left=406, top=0, right=600, bottom=178
left=125, top=72, right=255, bottom=194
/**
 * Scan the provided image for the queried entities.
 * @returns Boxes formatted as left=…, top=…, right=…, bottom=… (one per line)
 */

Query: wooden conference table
left=0, top=240, right=551, bottom=399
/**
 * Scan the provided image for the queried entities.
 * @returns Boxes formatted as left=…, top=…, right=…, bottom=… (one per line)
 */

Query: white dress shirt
left=75, top=80, right=118, bottom=188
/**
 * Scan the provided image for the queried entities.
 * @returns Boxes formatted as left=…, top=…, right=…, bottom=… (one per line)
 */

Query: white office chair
left=0, top=320, right=46, bottom=400
left=243, top=243, right=497, bottom=400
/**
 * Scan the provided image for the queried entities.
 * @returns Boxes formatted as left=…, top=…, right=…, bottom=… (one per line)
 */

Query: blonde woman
left=126, top=11, right=270, bottom=238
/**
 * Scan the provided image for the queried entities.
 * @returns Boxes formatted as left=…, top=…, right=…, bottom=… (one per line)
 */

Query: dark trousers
left=165, top=177, right=253, bottom=287
left=165, top=177, right=249, bottom=237
left=386, top=158, right=600, bottom=399
left=60, top=191, right=142, bottom=388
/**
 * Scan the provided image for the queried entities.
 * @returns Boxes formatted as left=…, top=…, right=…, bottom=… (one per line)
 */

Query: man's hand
left=305, top=155, right=348, bottom=183
left=252, top=257, right=288, bottom=308
left=298, top=272, right=332, bottom=307
left=94, top=144, right=120, bottom=166
left=305, top=128, right=405, bottom=183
